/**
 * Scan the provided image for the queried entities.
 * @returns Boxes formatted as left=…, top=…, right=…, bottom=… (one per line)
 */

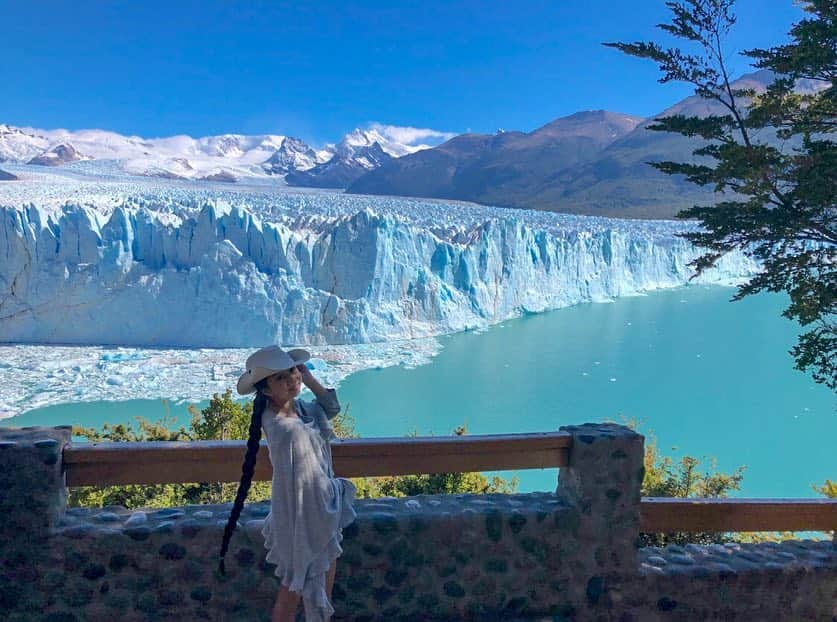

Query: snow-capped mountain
left=336, top=127, right=427, bottom=158
left=0, top=125, right=295, bottom=179
left=283, top=128, right=414, bottom=188
left=286, top=142, right=393, bottom=188
left=0, top=123, right=445, bottom=185
left=27, top=143, right=88, bottom=166
left=0, top=124, right=50, bottom=162
left=262, top=137, right=323, bottom=175
left=196, top=133, right=285, bottom=158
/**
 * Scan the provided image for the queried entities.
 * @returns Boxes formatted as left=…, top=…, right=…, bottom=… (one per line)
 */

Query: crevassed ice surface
left=1, top=166, right=759, bottom=348
left=0, top=340, right=442, bottom=418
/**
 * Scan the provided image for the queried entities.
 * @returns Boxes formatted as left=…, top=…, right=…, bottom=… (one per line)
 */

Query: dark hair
left=218, top=383, right=268, bottom=575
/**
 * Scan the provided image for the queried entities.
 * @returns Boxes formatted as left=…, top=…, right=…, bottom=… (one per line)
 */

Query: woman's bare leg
left=326, top=561, right=338, bottom=601
left=271, top=563, right=336, bottom=621
left=272, top=584, right=301, bottom=622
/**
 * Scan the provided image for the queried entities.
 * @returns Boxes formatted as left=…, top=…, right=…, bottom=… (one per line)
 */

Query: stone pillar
left=557, top=423, right=644, bottom=610
left=0, top=426, right=72, bottom=614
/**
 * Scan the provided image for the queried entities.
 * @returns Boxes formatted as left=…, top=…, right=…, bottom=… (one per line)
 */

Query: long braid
left=218, top=390, right=267, bottom=574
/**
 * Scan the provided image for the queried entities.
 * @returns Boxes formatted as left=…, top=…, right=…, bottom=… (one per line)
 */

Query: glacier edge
left=0, top=201, right=759, bottom=348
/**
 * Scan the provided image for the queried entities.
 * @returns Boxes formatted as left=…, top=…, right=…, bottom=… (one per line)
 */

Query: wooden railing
left=641, top=498, right=836, bottom=532
left=63, top=432, right=573, bottom=485
left=62, top=433, right=836, bottom=533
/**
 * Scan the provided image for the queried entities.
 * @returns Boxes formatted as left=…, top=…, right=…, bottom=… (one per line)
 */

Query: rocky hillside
left=349, top=71, right=813, bottom=219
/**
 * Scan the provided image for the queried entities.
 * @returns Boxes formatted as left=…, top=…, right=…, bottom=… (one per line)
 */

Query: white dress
left=260, top=390, right=357, bottom=622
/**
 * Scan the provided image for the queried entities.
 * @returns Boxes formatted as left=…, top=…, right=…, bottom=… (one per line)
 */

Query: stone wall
left=0, top=423, right=833, bottom=622
left=630, top=541, right=836, bottom=621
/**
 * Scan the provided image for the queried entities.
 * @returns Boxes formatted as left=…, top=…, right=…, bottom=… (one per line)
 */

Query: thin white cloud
left=368, top=123, right=456, bottom=147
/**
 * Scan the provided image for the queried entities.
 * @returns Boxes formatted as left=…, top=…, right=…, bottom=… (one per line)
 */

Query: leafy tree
left=642, top=435, right=745, bottom=498
left=606, top=0, right=836, bottom=389
left=814, top=478, right=837, bottom=498
left=638, top=429, right=832, bottom=545
left=638, top=428, right=745, bottom=546
left=187, top=390, right=252, bottom=441
left=69, top=391, right=516, bottom=509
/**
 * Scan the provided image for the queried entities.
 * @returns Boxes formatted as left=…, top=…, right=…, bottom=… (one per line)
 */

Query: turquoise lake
left=6, top=285, right=834, bottom=497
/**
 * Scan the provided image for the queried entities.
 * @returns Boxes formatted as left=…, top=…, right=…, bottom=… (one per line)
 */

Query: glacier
left=0, top=175, right=759, bottom=349
left=0, top=339, right=442, bottom=418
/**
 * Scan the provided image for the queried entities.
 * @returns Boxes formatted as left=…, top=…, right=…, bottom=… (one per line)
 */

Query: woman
left=218, top=345, right=357, bottom=622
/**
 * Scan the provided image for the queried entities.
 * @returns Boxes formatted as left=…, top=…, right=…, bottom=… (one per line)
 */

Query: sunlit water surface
left=8, top=286, right=834, bottom=497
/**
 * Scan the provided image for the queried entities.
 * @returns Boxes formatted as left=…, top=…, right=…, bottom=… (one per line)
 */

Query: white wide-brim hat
left=236, top=345, right=311, bottom=395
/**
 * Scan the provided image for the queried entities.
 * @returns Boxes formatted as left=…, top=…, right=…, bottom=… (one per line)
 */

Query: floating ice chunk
left=0, top=339, right=442, bottom=417
left=305, top=358, right=326, bottom=371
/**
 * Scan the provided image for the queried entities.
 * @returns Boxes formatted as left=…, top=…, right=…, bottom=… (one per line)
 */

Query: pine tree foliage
left=606, top=0, right=836, bottom=389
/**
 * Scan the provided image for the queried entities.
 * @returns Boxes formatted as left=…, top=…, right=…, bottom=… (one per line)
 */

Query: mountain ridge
left=348, top=70, right=823, bottom=218
left=0, top=124, right=437, bottom=184
left=347, top=110, right=644, bottom=207
left=4, top=70, right=822, bottom=218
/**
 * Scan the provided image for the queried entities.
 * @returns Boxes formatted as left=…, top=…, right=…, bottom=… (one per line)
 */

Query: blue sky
left=2, top=0, right=804, bottom=145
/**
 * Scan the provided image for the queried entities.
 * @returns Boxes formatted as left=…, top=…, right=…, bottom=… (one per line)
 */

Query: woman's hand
left=296, top=363, right=330, bottom=400
left=296, top=363, right=315, bottom=386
